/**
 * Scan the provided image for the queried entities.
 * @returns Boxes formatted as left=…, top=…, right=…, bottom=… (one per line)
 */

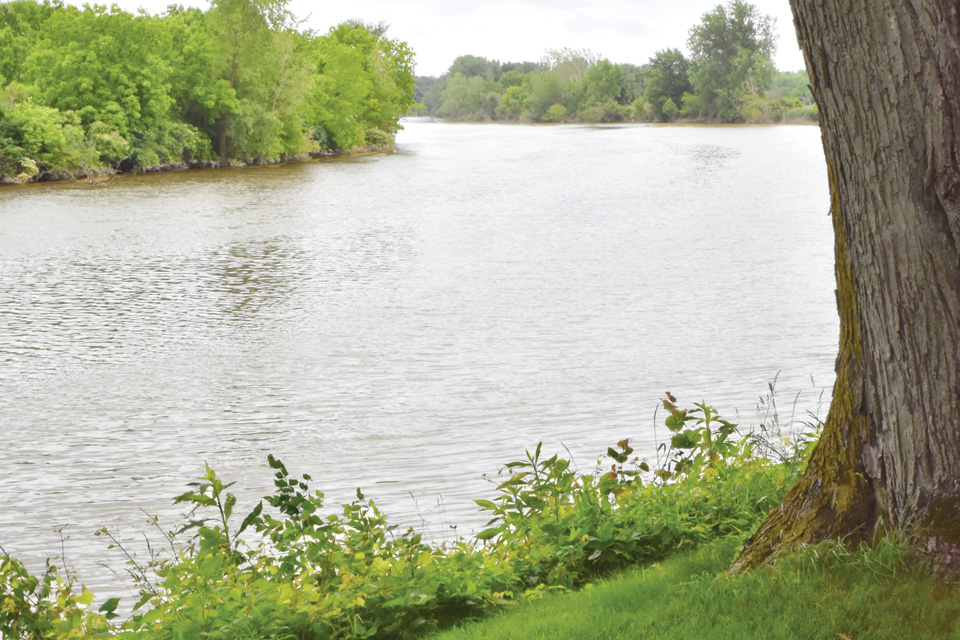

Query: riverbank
left=432, top=537, right=960, bottom=640
left=0, top=400, right=823, bottom=639
left=0, top=143, right=395, bottom=187
left=4, top=410, right=959, bottom=639
left=419, top=118, right=819, bottom=127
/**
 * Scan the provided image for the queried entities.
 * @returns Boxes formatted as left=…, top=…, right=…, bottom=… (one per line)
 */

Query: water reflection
left=210, top=240, right=301, bottom=321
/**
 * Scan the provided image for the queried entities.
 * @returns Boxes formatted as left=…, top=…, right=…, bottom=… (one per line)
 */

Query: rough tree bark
left=731, top=0, right=960, bottom=571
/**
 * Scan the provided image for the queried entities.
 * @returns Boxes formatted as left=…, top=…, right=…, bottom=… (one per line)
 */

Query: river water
left=1, top=121, right=835, bottom=596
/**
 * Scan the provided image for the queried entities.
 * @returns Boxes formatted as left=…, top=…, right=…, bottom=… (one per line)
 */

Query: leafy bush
left=577, top=98, right=631, bottom=123
left=0, top=553, right=115, bottom=639
left=661, top=97, right=679, bottom=122
left=541, top=103, right=567, bottom=122
left=473, top=398, right=812, bottom=589
left=364, top=128, right=392, bottom=146
left=88, top=121, right=130, bottom=165
left=784, top=104, right=819, bottom=122
left=1, top=102, right=95, bottom=172
left=0, top=399, right=817, bottom=639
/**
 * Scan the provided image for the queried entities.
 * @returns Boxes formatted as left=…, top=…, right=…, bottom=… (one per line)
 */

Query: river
left=0, top=121, right=835, bottom=596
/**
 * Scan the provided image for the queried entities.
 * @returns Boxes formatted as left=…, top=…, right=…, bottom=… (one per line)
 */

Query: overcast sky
left=80, top=0, right=808, bottom=77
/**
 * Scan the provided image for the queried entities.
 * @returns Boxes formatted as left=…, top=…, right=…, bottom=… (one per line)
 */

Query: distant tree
left=19, top=5, right=183, bottom=166
left=661, top=97, right=679, bottom=121
left=325, top=21, right=416, bottom=134
left=540, top=47, right=600, bottom=85
left=164, top=6, right=239, bottom=158
left=0, top=0, right=58, bottom=85
left=643, top=48, right=692, bottom=122
left=581, top=59, right=623, bottom=104
left=205, top=0, right=289, bottom=162
left=521, top=70, right=562, bottom=121
left=412, top=75, right=444, bottom=115
left=436, top=73, right=498, bottom=121
left=541, top=103, right=567, bottom=122
left=0, top=101, right=92, bottom=174
left=306, top=32, right=372, bottom=149
left=687, top=0, right=777, bottom=121
left=497, top=83, right=527, bottom=120
left=616, top=63, right=647, bottom=105
left=447, top=54, right=497, bottom=80
left=577, top=59, right=630, bottom=122
left=773, top=69, right=813, bottom=105
left=499, top=60, right=540, bottom=75
left=499, top=69, right=525, bottom=89
left=0, top=0, right=413, bottom=179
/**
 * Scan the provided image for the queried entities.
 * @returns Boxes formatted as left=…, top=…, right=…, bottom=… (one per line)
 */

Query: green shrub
left=88, top=121, right=130, bottom=165
left=661, top=97, right=679, bottom=122
left=541, top=103, right=567, bottom=122
left=473, top=399, right=811, bottom=590
left=577, top=98, right=632, bottom=123
left=3, top=102, right=95, bottom=171
left=0, top=553, right=116, bottom=639
left=785, top=104, right=819, bottom=122
left=364, top=128, right=392, bottom=146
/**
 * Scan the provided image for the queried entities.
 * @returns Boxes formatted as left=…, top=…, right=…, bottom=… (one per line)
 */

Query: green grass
left=432, top=537, right=960, bottom=640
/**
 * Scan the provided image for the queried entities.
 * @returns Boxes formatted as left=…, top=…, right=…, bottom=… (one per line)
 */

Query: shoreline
left=0, top=143, right=395, bottom=187
left=416, top=118, right=819, bottom=127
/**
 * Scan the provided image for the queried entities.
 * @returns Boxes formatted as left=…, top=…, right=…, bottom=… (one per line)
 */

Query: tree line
left=413, top=0, right=815, bottom=125
left=0, top=0, right=415, bottom=182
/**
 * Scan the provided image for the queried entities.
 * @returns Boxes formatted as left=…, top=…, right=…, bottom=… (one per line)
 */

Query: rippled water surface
left=1, top=122, right=835, bottom=593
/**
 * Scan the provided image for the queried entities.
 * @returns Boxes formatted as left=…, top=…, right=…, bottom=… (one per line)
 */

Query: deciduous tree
left=687, top=0, right=776, bottom=121
left=733, top=0, right=960, bottom=572
left=644, top=48, right=692, bottom=122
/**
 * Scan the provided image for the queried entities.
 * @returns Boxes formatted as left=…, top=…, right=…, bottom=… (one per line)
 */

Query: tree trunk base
left=728, top=420, right=878, bottom=572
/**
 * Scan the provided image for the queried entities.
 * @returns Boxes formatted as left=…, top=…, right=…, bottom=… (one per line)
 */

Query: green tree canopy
left=644, top=48, right=692, bottom=122
left=447, top=54, right=498, bottom=80
left=0, top=0, right=415, bottom=180
left=686, top=0, right=777, bottom=121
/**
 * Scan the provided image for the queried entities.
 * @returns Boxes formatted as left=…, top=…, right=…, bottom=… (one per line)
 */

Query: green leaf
left=671, top=430, right=701, bottom=449
left=224, top=493, right=237, bottom=521
left=99, top=597, right=121, bottom=616
left=238, top=501, right=264, bottom=534
left=607, top=447, right=628, bottom=463
left=78, top=586, right=94, bottom=606
left=665, top=413, right=686, bottom=432
left=174, top=491, right=217, bottom=506
left=475, top=526, right=502, bottom=541
left=474, top=499, right=498, bottom=510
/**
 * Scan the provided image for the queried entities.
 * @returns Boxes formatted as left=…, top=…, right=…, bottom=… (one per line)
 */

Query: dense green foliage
left=1, top=400, right=814, bottom=639
left=0, top=0, right=415, bottom=182
left=412, top=1, right=816, bottom=124
left=684, top=0, right=777, bottom=121
left=435, top=537, right=960, bottom=640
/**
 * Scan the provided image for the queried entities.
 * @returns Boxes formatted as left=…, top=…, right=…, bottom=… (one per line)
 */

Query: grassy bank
left=5, top=399, right=953, bottom=639
left=434, top=537, right=960, bottom=640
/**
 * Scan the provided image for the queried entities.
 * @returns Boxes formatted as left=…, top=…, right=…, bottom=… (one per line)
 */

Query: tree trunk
left=732, top=0, right=960, bottom=572
left=218, top=119, right=229, bottom=168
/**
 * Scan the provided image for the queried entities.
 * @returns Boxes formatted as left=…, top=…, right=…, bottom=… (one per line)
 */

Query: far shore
left=406, top=116, right=819, bottom=127
left=0, top=143, right=395, bottom=187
